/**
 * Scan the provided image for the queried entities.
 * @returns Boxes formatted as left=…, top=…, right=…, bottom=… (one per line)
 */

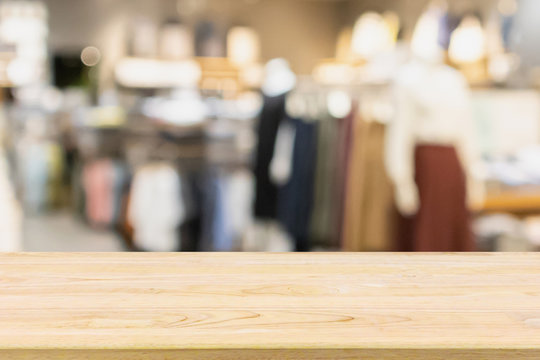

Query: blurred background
left=0, top=0, right=539, bottom=252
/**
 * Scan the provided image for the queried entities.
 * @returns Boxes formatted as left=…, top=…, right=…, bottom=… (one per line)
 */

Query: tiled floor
left=23, top=212, right=124, bottom=252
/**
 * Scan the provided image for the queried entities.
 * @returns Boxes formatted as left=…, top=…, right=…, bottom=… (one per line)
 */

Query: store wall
left=45, top=0, right=158, bottom=91
left=44, top=0, right=343, bottom=78
left=341, top=0, right=496, bottom=39
left=510, top=0, right=540, bottom=68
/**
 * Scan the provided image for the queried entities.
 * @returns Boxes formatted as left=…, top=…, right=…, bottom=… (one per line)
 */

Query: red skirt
left=398, top=145, right=475, bottom=252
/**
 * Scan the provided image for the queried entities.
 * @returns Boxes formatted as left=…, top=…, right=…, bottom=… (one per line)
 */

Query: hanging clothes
left=72, top=160, right=86, bottom=217
left=342, top=116, right=395, bottom=252
left=18, top=140, right=48, bottom=213
left=224, top=170, right=254, bottom=249
left=309, top=114, right=339, bottom=248
left=46, top=143, right=65, bottom=208
left=82, top=159, right=115, bottom=228
left=398, top=145, right=474, bottom=252
left=254, top=94, right=287, bottom=220
left=199, top=169, right=254, bottom=252
left=179, top=171, right=204, bottom=251
left=128, top=163, right=184, bottom=252
left=277, top=116, right=318, bottom=252
left=82, top=159, right=129, bottom=229
left=332, top=109, right=355, bottom=248
left=0, top=153, right=22, bottom=251
left=111, top=162, right=128, bottom=225
left=309, top=108, right=357, bottom=250
left=200, top=170, right=231, bottom=252
left=118, top=178, right=135, bottom=250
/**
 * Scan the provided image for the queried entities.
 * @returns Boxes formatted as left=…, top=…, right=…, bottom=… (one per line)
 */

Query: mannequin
left=255, top=59, right=296, bottom=216
left=274, top=80, right=319, bottom=252
left=261, top=59, right=296, bottom=98
left=252, top=59, right=297, bottom=251
left=386, top=2, right=484, bottom=251
left=258, top=61, right=319, bottom=251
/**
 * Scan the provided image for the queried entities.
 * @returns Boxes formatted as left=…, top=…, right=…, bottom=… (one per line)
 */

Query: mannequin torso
left=387, top=57, right=485, bottom=215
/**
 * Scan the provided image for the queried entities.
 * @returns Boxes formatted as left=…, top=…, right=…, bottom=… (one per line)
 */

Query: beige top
left=1, top=253, right=540, bottom=359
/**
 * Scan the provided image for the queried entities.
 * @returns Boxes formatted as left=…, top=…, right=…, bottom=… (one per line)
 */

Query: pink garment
left=82, top=160, right=114, bottom=227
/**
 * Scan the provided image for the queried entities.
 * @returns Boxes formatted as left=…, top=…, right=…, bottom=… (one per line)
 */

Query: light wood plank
left=1, top=253, right=540, bottom=359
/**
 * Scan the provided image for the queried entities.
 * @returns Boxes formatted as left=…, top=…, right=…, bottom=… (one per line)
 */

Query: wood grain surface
left=1, top=252, right=540, bottom=359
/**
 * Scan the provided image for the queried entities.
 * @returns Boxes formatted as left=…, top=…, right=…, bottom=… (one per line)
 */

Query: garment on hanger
left=199, top=169, right=254, bottom=252
left=200, top=171, right=230, bottom=251
left=111, top=162, right=128, bottom=225
left=224, top=170, right=254, bottom=249
left=18, top=140, right=48, bottom=213
left=179, top=171, right=203, bottom=251
left=128, top=163, right=184, bottom=252
left=118, top=177, right=135, bottom=250
left=82, top=159, right=115, bottom=228
left=254, top=94, right=287, bottom=220
left=46, top=143, right=64, bottom=208
left=72, top=160, right=86, bottom=217
left=277, top=116, right=318, bottom=252
left=310, top=114, right=340, bottom=248
left=342, top=115, right=394, bottom=252
left=332, top=109, right=355, bottom=248
left=0, top=152, right=22, bottom=251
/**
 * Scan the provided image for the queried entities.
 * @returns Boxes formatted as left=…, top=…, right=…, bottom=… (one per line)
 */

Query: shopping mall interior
left=0, top=0, right=539, bottom=252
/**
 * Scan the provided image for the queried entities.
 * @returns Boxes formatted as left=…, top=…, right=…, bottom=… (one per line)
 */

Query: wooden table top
left=1, top=252, right=540, bottom=359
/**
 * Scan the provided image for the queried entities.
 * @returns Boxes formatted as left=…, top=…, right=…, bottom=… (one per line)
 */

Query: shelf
left=1, top=253, right=540, bottom=359
left=483, top=190, right=540, bottom=215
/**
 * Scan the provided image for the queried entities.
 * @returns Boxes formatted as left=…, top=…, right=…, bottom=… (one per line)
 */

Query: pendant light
left=351, top=12, right=394, bottom=60
left=448, top=16, right=487, bottom=64
left=227, top=26, right=260, bottom=67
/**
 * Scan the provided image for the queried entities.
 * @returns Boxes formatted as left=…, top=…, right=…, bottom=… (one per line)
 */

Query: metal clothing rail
left=1, top=252, right=539, bottom=359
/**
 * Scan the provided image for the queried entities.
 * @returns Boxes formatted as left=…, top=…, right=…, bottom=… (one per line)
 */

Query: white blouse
left=128, top=164, right=184, bottom=251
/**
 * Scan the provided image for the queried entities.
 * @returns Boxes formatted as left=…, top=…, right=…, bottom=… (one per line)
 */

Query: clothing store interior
left=1, top=0, right=540, bottom=252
